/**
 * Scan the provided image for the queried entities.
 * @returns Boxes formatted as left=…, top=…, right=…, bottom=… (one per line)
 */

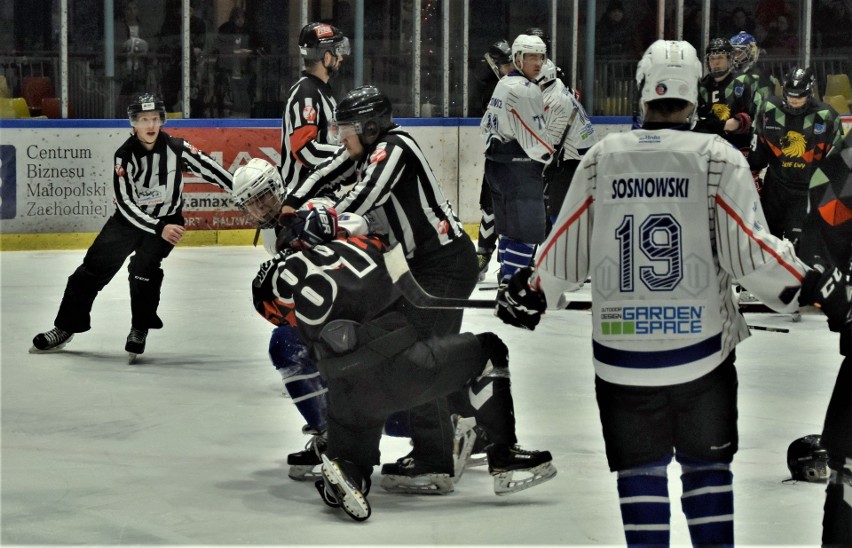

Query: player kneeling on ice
left=242, top=175, right=555, bottom=522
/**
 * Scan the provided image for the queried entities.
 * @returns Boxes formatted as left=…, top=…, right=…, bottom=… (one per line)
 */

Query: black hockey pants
left=318, top=314, right=516, bottom=475
left=55, top=213, right=180, bottom=333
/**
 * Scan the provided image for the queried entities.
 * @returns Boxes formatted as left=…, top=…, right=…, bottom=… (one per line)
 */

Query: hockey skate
left=487, top=444, right=556, bottom=496
left=30, top=327, right=74, bottom=353
left=125, top=327, right=148, bottom=364
left=476, top=253, right=492, bottom=283
left=318, top=454, right=371, bottom=521
left=287, top=426, right=326, bottom=481
left=451, top=414, right=488, bottom=481
left=380, top=455, right=454, bottom=495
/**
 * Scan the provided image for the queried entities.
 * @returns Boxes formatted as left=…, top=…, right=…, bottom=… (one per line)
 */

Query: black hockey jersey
left=113, top=131, right=233, bottom=235
left=252, top=234, right=397, bottom=345
left=695, top=72, right=759, bottom=151
left=750, top=97, right=844, bottom=193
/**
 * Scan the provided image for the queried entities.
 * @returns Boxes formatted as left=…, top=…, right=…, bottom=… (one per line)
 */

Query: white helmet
left=232, top=158, right=285, bottom=228
left=511, top=34, right=546, bottom=72
left=536, top=59, right=558, bottom=88
left=635, top=40, right=702, bottom=118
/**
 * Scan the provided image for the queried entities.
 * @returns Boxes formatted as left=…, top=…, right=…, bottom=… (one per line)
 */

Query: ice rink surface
left=1, top=246, right=841, bottom=545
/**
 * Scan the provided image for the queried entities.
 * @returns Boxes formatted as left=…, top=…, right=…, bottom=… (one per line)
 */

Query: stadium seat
left=21, top=76, right=55, bottom=116
left=824, top=74, right=852, bottom=104
left=0, top=75, right=10, bottom=98
left=10, top=97, right=31, bottom=118
left=0, top=99, right=16, bottom=118
left=825, top=94, right=851, bottom=115
left=41, top=97, right=73, bottom=118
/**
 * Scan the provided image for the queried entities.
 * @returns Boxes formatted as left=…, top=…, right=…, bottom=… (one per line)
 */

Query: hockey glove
left=277, top=205, right=339, bottom=250
left=733, top=112, right=752, bottom=134
left=496, top=267, right=547, bottom=330
left=799, top=262, right=852, bottom=332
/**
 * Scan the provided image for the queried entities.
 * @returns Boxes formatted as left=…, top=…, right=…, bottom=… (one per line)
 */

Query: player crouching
left=234, top=157, right=556, bottom=521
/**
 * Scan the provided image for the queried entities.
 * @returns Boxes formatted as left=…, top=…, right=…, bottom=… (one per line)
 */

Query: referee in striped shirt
left=31, top=93, right=233, bottom=360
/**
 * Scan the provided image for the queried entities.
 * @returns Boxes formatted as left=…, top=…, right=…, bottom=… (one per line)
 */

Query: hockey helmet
left=636, top=40, right=702, bottom=114
left=536, top=59, right=559, bottom=89
left=232, top=158, right=285, bottom=229
left=787, top=434, right=830, bottom=482
left=729, top=32, right=759, bottom=72
left=127, top=93, right=166, bottom=124
left=332, top=85, right=393, bottom=143
left=705, top=37, right=733, bottom=77
left=486, top=39, right=512, bottom=67
left=524, top=27, right=552, bottom=56
left=299, top=22, right=351, bottom=61
left=782, top=66, right=815, bottom=114
left=511, top=34, right=547, bottom=73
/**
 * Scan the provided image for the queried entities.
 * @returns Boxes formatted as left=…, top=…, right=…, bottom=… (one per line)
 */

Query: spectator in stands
left=815, top=0, right=852, bottom=52
left=762, top=14, right=798, bottom=55
left=595, top=1, right=640, bottom=57
left=115, top=0, right=150, bottom=95
left=722, top=7, right=757, bottom=35
left=158, top=0, right=207, bottom=115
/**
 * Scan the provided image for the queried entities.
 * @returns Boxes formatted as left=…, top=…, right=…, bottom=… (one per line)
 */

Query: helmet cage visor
left=234, top=186, right=283, bottom=229
left=330, top=120, right=363, bottom=142
left=301, top=36, right=351, bottom=60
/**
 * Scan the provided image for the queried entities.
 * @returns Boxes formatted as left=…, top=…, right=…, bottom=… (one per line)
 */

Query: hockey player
left=480, top=33, right=553, bottom=284
left=282, top=85, right=480, bottom=494
left=248, top=203, right=555, bottom=521
left=729, top=31, right=775, bottom=112
left=260, top=21, right=350, bottom=481
left=536, top=59, right=597, bottom=225
left=496, top=40, right=813, bottom=544
left=471, top=39, right=512, bottom=281
left=749, top=66, right=844, bottom=260
left=809, top=129, right=852, bottom=266
left=30, top=94, right=233, bottom=361
left=694, top=37, right=759, bottom=155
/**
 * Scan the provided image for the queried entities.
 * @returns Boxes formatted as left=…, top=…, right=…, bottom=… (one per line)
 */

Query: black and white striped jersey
left=284, top=127, right=468, bottom=261
left=279, top=73, right=342, bottom=189
left=112, top=132, right=233, bottom=234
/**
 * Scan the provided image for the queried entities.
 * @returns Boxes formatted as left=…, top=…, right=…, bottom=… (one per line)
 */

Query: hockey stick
left=383, top=246, right=496, bottom=309
left=747, top=325, right=789, bottom=333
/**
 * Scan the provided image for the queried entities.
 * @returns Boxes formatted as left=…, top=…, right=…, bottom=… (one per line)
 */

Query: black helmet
left=127, top=93, right=166, bottom=123
left=705, top=38, right=733, bottom=77
left=782, top=67, right=815, bottom=114
left=487, top=40, right=512, bottom=66
left=299, top=22, right=350, bottom=61
left=333, top=85, right=393, bottom=141
left=787, top=435, right=830, bottom=482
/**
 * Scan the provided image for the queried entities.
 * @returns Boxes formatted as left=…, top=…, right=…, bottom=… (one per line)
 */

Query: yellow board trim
left=0, top=225, right=482, bottom=252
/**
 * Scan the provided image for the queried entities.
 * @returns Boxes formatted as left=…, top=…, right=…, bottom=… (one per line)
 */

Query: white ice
left=1, top=246, right=838, bottom=545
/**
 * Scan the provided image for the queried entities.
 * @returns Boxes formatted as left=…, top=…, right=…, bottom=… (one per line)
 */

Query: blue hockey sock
left=617, top=459, right=671, bottom=545
left=498, top=238, right=535, bottom=283
left=679, top=455, right=734, bottom=546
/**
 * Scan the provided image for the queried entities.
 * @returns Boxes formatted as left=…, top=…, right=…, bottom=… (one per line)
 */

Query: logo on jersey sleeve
left=303, top=105, right=317, bottom=122
left=187, top=143, right=199, bottom=156
left=115, top=163, right=126, bottom=178
left=0, top=145, right=17, bottom=220
left=370, top=145, right=388, bottom=164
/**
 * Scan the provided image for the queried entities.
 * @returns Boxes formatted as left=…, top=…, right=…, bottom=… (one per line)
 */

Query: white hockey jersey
left=541, top=80, right=597, bottom=162
left=480, top=71, right=553, bottom=164
left=532, top=127, right=810, bottom=387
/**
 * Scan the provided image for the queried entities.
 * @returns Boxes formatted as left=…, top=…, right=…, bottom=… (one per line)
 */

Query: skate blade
left=320, top=455, right=371, bottom=521
left=315, top=478, right=341, bottom=508
left=493, top=461, right=557, bottom=496
left=380, top=473, right=454, bottom=495
left=288, top=464, right=323, bottom=481
left=28, top=335, right=74, bottom=354
left=128, top=353, right=138, bottom=364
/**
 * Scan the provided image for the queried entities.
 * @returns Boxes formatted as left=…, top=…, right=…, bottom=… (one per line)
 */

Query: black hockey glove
left=799, top=262, right=852, bottom=332
left=496, top=267, right=547, bottom=330
left=277, top=205, right=339, bottom=250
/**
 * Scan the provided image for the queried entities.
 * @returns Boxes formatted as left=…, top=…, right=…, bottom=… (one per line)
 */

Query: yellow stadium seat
left=824, top=74, right=852, bottom=103
left=0, top=99, right=16, bottom=118
left=166, top=111, right=183, bottom=119
left=10, top=97, right=31, bottom=118
left=0, top=75, right=10, bottom=98
left=825, top=94, right=851, bottom=115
